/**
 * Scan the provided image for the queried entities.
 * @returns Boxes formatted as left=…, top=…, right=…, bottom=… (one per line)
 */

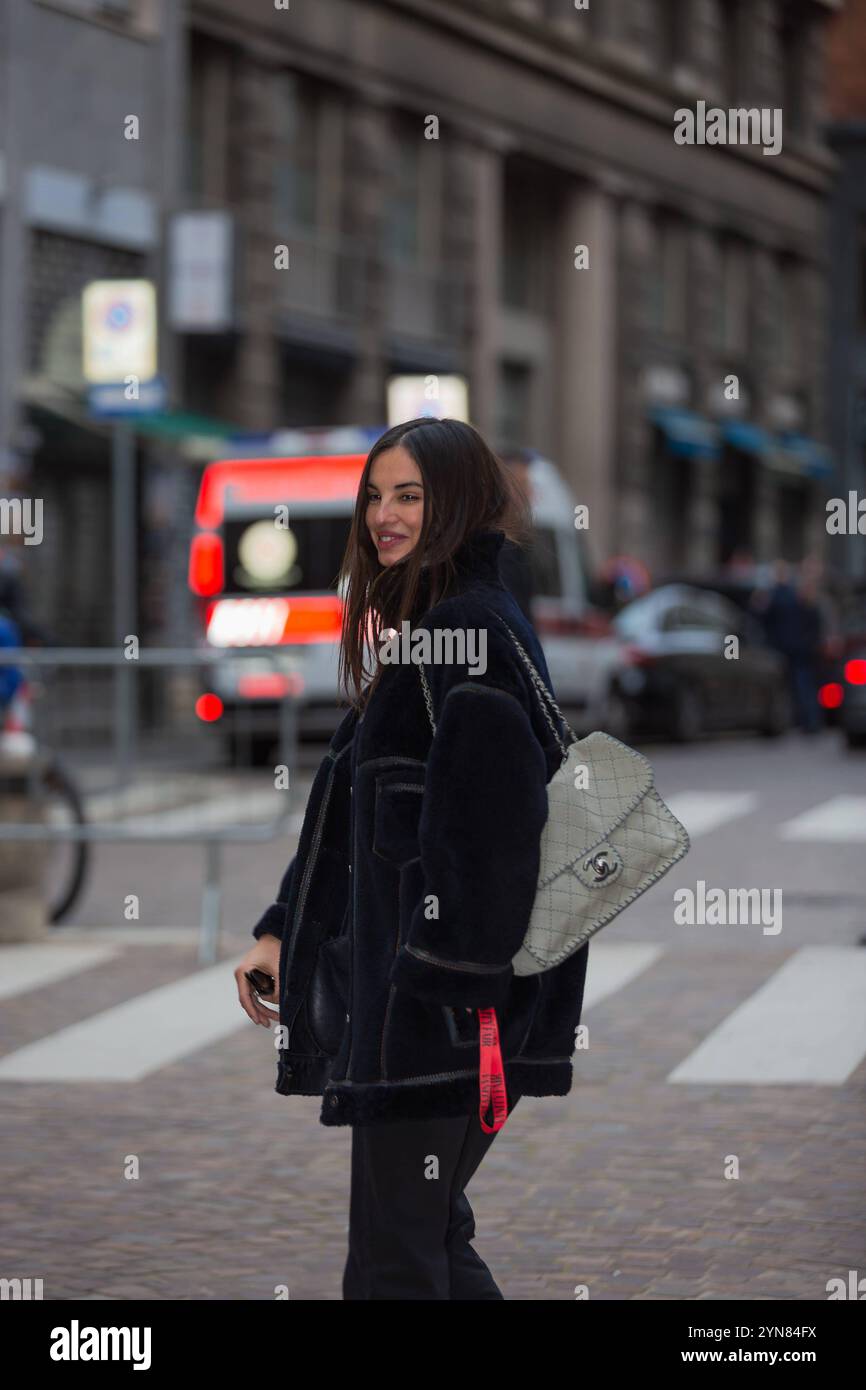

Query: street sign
left=82, top=279, right=158, bottom=384
left=168, top=211, right=234, bottom=332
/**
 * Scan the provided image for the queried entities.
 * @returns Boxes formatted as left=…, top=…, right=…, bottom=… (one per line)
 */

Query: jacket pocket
left=442, top=1004, right=479, bottom=1049
left=307, top=930, right=350, bottom=1056
left=372, top=773, right=425, bottom=868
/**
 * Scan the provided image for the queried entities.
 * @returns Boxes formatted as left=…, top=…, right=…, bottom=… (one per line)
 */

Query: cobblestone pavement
left=1, top=733, right=864, bottom=1300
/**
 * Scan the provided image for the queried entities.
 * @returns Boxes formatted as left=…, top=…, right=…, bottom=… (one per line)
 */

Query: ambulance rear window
left=222, top=513, right=351, bottom=594
left=529, top=527, right=562, bottom=597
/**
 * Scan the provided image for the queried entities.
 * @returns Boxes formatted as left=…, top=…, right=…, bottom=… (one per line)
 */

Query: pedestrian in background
left=760, top=558, right=824, bottom=735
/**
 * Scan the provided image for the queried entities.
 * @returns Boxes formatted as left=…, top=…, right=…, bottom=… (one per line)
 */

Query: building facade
left=826, top=0, right=866, bottom=579
left=182, top=0, right=838, bottom=580
left=0, top=0, right=841, bottom=648
left=0, top=0, right=182, bottom=643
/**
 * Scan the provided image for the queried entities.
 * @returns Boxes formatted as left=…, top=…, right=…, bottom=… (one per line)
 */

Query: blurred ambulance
left=187, top=440, right=621, bottom=744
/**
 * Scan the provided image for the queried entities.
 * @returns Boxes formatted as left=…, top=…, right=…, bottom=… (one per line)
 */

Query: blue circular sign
left=106, top=300, right=133, bottom=331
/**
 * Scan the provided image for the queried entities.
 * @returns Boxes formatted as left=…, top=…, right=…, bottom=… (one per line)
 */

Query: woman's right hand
left=235, top=935, right=282, bottom=1028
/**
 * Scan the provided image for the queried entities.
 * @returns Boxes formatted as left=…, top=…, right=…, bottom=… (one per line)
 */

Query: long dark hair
left=336, top=417, right=532, bottom=710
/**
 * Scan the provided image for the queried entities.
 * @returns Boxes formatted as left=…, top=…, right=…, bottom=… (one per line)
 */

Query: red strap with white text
left=478, top=1007, right=508, bottom=1132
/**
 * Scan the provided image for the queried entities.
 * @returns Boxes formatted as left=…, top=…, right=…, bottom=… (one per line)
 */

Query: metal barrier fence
left=0, top=648, right=301, bottom=963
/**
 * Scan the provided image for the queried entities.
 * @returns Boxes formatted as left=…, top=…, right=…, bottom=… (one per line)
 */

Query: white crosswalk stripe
left=581, top=942, right=665, bottom=1010
left=0, top=940, right=863, bottom=1088
left=0, top=958, right=270, bottom=1083
left=778, top=795, right=866, bottom=843
left=667, top=947, right=866, bottom=1086
left=663, top=791, right=758, bottom=837
left=0, top=942, right=118, bottom=1001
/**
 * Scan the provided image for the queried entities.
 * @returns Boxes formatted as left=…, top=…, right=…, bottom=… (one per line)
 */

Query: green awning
left=132, top=410, right=240, bottom=441
left=20, top=377, right=241, bottom=461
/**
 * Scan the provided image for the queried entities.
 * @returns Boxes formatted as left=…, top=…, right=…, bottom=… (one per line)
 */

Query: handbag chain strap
left=417, top=607, right=579, bottom=758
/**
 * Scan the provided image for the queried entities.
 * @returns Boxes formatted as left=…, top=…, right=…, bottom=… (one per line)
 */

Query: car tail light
left=189, top=532, right=224, bottom=597
left=621, top=643, right=653, bottom=667
left=236, top=673, right=294, bottom=699
left=844, top=659, right=866, bottom=686
left=535, top=610, right=613, bottom=638
left=818, top=682, right=844, bottom=710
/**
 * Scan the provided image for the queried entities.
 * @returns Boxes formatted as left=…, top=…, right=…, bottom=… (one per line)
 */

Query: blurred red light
left=236, top=673, right=290, bottom=699
left=195, top=693, right=224, bottom=722
left=205, top=594, right=342, bottom=646
left=844, top=659, right=866, bottom=686
left=622, top=643, right=653, bottom=666
left=818, top=683, right=843, bottom=710
left=189, top=532, right=224, bottom=597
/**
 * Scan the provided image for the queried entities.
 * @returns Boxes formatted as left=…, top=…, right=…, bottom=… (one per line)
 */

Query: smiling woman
left=235, top=417, right=591, bottom=1301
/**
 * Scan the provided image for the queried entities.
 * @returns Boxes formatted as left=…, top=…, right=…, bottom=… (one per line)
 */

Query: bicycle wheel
left=40, top=760, right=90, bottom=924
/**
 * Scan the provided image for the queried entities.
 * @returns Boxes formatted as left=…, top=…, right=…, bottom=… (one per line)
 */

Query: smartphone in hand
left=245, top=967, right=276, bottom=998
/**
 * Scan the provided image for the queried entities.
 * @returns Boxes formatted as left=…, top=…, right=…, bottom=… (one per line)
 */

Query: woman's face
left=365, top=445, right=425, bottom=568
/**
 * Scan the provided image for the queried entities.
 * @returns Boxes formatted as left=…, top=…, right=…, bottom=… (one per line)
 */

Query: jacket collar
left=447, top=527, right=508, bottom=589
left=410, top=528, right=507, bottom=617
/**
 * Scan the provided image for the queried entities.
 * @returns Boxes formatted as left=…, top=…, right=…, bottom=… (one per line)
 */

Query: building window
left=648, top=213, right=687, bottom=337
left=274, top=72, right=320, bottom=231
left=778, top=480, right=807, bottom=561
left=186, top=37, right=233, bottom=204
left=718, top=0, right=742, bottom=104
left=780, top=257, right=802, bottom=372
left=497, top=361, right=533, bottom=449
left=658, top=0, right=688, bottom=70
left=186, top=54, right=206, bottom=202
left=779, top=1, right=808, bottom=136
left=384, top=116, right=423, bottom=262
left=502, top=167, right=557, bottom=314
left=718, top=237, right=749, bottom=356
left=764, top=256, right=783, bottom=361
left=763, top=254, right=802, bottom=371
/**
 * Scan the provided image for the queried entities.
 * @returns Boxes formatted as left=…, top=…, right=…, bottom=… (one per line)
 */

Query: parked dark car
left=610, top=584, right=792, bottom=742
left=664, top=568, right=852, bottom=729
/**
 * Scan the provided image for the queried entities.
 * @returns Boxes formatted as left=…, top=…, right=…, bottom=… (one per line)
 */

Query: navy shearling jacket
left=251, top=527, right=590, bottom=1126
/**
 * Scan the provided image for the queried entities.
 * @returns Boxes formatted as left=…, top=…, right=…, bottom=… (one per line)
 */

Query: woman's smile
left=375, top=530, right=410, bottom=553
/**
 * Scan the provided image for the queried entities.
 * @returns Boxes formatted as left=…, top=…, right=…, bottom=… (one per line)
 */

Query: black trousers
left=342, top=1096, right=520, bottom=1300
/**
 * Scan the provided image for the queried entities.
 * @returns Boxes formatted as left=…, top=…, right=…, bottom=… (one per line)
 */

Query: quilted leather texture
left=512, top=731, right=691, bottom=977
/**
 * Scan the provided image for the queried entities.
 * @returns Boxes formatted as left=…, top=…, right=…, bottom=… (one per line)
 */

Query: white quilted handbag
left=418, top=609, right=691, bottom=977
